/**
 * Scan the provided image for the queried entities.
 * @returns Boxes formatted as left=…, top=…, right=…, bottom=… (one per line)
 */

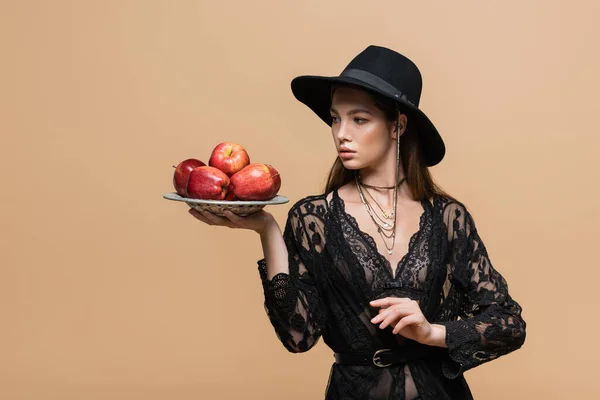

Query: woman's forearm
left=259, top=219, right=290, bottom=280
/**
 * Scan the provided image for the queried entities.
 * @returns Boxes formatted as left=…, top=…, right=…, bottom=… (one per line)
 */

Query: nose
left=333, top=119, right=349, bottom=142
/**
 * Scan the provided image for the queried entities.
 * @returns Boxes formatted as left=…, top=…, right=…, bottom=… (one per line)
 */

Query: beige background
left=1, top=1, right=598, bottom=399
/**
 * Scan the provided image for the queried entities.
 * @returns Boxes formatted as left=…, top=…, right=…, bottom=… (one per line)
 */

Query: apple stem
left=173, top=165, right=176, bottom=168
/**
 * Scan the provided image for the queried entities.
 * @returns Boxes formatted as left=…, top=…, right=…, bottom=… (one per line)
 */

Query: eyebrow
left=329, top=107, right=373, bottom=116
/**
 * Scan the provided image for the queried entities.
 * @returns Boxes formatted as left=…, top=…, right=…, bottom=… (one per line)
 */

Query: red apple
left=225, top=182, right=236, bottom=201
left=208, top=142, right=250, bottom=177
left=186, top=166, right=230, bottom=200
left=173, top=158, right=205, bottom=196
left=230, top=163, right=281, bottom=201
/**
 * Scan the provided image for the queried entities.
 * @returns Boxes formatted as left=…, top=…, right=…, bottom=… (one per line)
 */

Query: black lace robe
left=257, top=188, right=526, bottom=400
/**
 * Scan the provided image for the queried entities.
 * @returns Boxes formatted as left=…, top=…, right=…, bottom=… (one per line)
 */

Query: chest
left=339, top=198, right=427, bottom=279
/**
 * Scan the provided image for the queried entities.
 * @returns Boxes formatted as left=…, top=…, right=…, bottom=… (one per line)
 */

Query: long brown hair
left=322, top=84, right=455, bottom=202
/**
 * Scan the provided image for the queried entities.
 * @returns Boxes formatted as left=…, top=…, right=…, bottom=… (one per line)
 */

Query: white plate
left=163, top=192, right=289, bottom=205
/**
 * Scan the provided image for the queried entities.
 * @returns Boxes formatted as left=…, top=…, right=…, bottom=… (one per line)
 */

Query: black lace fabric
left=257, top=188, right=526, bottom=400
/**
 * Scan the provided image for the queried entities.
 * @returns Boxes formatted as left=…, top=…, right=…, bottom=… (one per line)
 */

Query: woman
left=189, top=45, right=526, bottom=400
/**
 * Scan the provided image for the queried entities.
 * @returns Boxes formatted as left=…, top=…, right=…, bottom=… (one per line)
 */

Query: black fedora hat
left=291, top=45, right=445, bottom=166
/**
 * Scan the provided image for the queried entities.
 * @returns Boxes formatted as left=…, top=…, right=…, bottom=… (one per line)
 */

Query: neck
left=356, top=164, right=406, bottom=189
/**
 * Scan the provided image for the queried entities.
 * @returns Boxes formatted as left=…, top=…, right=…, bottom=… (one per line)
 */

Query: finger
left=372, top=302, right=412, bottom=321
left=376, top=299, right=420, bottom=313
left=370, top=297, right=412, bottom=308
left=188, top=209, right=212, bottom=224
left=392, top=315, right=421, bottom=335
left=377, top=308, right=412, bottom=329
left=201, top=210, right=232, bottom=226
left=189, top=209, right=234, bottom=228
left=374, top=305, right=397, bottom=319
left=222, top=210, right=243, bottom=223
left=371, top=304, right=411, bottom=323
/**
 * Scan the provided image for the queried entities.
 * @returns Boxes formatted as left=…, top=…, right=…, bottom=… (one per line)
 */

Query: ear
left=392, top=113, right=408, bottom=140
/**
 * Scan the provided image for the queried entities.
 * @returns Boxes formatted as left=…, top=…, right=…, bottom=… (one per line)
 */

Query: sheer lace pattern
left=257, top=189, right=526, bottom=400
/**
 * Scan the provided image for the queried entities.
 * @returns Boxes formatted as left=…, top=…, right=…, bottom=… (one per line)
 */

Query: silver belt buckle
left=372, top=348, right=394, bottom=367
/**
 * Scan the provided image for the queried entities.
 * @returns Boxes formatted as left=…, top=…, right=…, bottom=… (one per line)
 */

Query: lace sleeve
left=257, top=203, right=327, bottom=353
left=438, top=203, right=527, bottom=379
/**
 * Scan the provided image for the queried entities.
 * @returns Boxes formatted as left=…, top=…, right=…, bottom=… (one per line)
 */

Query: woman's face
left=330, top=86, right=397, bottom=170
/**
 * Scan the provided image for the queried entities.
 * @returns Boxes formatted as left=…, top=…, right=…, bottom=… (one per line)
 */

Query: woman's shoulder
left=287, top=192, right=330, bottom=219
left=430, top=193, right=471, bottom=219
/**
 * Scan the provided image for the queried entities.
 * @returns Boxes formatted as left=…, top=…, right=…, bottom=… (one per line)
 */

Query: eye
left=354, top=117, right=367, bottom=124
left=330, top=115, right=339, bottom=123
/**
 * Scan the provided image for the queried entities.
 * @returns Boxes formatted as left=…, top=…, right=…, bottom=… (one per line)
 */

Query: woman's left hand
left=370, top=297, right=436, bottom=345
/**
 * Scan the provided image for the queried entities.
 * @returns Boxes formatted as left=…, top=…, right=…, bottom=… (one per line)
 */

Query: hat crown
left=289, top=45, right=446, bottom=166
left=340, top=45, right=423, bottom=107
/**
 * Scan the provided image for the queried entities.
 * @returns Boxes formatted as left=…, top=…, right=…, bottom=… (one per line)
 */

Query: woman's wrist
left=257, top=216, right=279, bottom=236
left=425, top=324, right=448, bottom=348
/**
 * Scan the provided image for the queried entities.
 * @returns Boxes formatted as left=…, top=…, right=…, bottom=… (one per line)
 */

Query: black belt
left=334, top=345, right=441, bottom=368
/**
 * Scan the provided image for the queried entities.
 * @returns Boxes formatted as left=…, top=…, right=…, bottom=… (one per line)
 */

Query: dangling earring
left=354, top=111, right=405, bottom=255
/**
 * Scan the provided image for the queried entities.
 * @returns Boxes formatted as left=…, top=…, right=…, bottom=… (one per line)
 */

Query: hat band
left=341, top=68, right=416, bottom=107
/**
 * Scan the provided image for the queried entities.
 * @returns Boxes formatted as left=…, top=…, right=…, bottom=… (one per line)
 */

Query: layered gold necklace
left=355, top=173, right=406, bottom=254
left=353, top=128, right=405, bottom=255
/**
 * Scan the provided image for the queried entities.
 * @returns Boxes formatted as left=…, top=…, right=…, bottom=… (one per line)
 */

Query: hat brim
left=291, top=75, right=445, bottom=166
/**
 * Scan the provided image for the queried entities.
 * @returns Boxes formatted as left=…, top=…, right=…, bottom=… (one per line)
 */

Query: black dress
left=257, top=188, right=526, bottom=400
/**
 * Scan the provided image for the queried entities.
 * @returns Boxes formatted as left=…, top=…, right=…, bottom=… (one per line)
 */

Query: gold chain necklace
left=357, top=171, right=405, bottom=190
left=361, top=177, right=406, bottom=219
left=354, top=152, right=402, bottom=253
left=356, top=180, right=395, bottom=237
left=355, top=174, right=397, bottom=253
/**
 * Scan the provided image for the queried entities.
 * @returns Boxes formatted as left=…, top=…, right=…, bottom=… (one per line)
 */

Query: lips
left=339, top=150, right=356, bottom=159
